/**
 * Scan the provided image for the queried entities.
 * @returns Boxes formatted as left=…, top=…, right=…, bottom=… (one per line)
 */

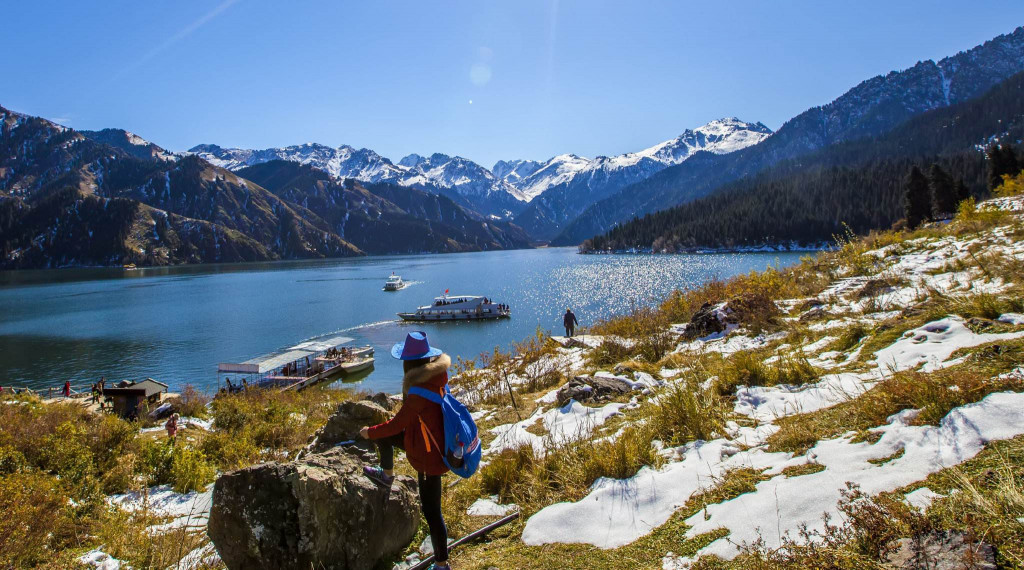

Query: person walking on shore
left=62, top=380, right=71, bottom=398
left=359, top=331, right=452, bottom=570
left=563, top=308, right=579, bottom=338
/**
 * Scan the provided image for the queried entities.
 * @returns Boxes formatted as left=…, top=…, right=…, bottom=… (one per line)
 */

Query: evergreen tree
left=928, top=164, right=957, bottom=218
left=904, top=166, right=931, bottom=229
left=988, top=144, right=1021, bottom=190
left=954, top=178, right=970, bottom=204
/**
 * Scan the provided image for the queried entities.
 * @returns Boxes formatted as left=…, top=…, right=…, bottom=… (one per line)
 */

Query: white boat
left=337, top=356, right=375, bottom=374
left=384, top=274, right=405, bottom=291
left=398, top=295, right=510, bottom=321
left=217, top=338, right=374, bottom=392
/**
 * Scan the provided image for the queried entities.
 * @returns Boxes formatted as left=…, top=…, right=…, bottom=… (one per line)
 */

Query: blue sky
left=3, top=1, right=1023, bottom=167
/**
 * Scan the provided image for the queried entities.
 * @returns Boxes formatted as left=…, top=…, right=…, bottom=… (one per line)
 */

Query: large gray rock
left=885, top=530, right=996, bottom=569
left=310, top=400, right=391, bottom=453
left=682, top=302, right=727, bottom=340
left=556, top=375, right=632, bottom=407
left=209, top=447, right=419, bottom=570
left=367, top=392, right=402, bottom=412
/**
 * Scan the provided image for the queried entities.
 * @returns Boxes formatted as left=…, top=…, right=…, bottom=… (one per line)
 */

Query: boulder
left=310, top=400, right=391, bottom=453
left=721, top=292, right=781, bottom=329
left=367, top=392, right=402, bottom=412
left=613, top=363, right=636, bottom=375
left=556, top=375, right=632, bottom=407
left=209, top=447, right=419, bottom=570
left=682, top=302, right=727, bottom=340
left=798, top=306, right=827, bottom=322
left=885, top=530, right=996, bottom=570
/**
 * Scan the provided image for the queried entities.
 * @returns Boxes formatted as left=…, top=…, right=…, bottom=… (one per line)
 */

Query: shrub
left=587, top=340, right=633, bottom=368
left=0, top=472, right=75, bottom=568
left=169, top=445, right=216, bottom=493
left=0, top=444, right=27, bottom=475
left=172, top=384, right=211, bottom=418
left=39, top=421, right=95, bottom=486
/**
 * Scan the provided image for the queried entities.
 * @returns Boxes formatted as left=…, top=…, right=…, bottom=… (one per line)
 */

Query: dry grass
left=645, top=377, right=727, bottom=445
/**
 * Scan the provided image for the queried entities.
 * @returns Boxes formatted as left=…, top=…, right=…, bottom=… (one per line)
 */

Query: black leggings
left=374, top=432, right=448, bottom=563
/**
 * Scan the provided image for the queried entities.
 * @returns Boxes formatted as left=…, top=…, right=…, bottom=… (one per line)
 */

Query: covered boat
left=384, top=274, right=405, bottom=291
left=217, top=336, right=374, bottom=391
left=398, top=295, right=510, bottom=321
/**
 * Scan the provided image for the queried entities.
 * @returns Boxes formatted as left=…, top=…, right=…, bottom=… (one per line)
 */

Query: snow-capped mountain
left=501, top=118, right=772, bottom=202
left=508, top=118, right=773, bottom=239
left=189, top=144, right=526, bottom=218
left=491, top=159, right=543, bottom=185
left=189, top=143, right=405, bottom=183
left=398, top=152, right=527, bottom=201
left=189, top=118, right=769, bottom=232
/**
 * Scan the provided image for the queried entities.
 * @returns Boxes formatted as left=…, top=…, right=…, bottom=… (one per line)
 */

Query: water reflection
left=0, top=248, right=802, bottom=394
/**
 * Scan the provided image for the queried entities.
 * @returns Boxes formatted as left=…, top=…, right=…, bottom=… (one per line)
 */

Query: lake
left=0, top=248, right=803, bottom=394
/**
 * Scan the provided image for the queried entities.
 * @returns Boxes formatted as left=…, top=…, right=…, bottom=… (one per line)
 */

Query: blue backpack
left=408, top=385, right=481, bottom=478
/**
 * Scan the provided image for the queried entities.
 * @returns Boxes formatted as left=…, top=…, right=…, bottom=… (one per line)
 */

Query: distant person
left=165, top=413, right=179, bottom=442
left=226, top=378, right=235, bottom=392
left=360, top=331, right=452, bottom=570
left=563, top=308, right=579, bottom=337
left=62, top=380, right=71, bottom=398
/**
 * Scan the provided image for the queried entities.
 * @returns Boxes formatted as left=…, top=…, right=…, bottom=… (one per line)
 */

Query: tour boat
left=384, top=274, right=405, bottom=291
left=397, top=295, right=510, bottom=321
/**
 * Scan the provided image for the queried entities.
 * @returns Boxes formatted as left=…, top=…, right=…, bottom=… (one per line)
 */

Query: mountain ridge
left=552, top=25, right=1024, bottom=245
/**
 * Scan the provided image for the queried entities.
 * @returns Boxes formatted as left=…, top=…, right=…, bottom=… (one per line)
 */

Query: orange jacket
left=365, top=356, right=451, bottom=476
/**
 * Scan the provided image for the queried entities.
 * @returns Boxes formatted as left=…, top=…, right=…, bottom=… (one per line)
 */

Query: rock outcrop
left=556, top=375, right=632, bottom=407
left=309, top=400, right=391, bottom=453
left=208, top=447, right=419, bottom=570
left=682, top=302, right=728, bottom=340
left=681, top=293, right=782, bottom=339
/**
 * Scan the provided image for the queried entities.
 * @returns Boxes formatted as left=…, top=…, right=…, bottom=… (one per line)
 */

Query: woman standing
left=359, top=331, right=451, bottom=570
left=165, top=413, right=180, bottom=443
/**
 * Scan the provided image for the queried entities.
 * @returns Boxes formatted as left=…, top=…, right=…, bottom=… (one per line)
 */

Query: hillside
left=582, top=69, right=1024, bottom=252
left=7, top=179, right=1024, bottom=570
left=0, top=108, right=532, bottom=269
left=554, top=25, right=1024, bottom=245
left=236, top=161, right=533, bottom=254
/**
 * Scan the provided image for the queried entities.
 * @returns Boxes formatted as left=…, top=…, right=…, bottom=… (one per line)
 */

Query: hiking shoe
left=363, top=466, right=394, bottom=486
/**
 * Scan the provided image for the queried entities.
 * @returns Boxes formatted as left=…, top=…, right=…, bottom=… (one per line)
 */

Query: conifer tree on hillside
left=987, top=144, right=1021, bottom=190
left=928, top=164, right=958, bottom=218
left=904, top=166, right=931, bottom=229
left=953, top=178, right=970, bottom=204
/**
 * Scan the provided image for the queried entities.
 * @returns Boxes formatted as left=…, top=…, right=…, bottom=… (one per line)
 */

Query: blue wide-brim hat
left=391, top=331, right=443, bottom=360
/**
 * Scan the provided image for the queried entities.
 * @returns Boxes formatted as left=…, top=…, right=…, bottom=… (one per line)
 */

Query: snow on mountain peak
left=495, top=119, right=771, bottom=201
